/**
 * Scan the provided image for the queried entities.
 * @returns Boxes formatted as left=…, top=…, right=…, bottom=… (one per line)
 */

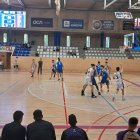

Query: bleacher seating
left=0, top=41, right=138, bottom=59
left=12, top=45, right=31, bottom=56
left=84, top=48, right=128, bottom=59
left=129, top=50, right=140, bottom=59
left=37, top=46, right=79, bottom=58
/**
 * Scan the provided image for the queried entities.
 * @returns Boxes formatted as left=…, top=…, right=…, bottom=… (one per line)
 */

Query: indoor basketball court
left=0, top=71, right=140, bottom=140
left=0, top=0, right=140, bottom=140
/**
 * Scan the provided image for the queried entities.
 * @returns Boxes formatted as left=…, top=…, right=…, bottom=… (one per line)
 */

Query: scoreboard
left=0, top=10, right=26, bottom=28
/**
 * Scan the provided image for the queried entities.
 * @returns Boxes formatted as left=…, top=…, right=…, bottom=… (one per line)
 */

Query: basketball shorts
left=57, top=69, right=63, bottom=73
left=85, top=77, right=92, bottom=85
left=116, top=82, right=124, bottom=90
left=101, top=79, right=109, bottom=85
left=92, top=77, right=97, bottom=85
left=52, top=68, right=56, bottom=73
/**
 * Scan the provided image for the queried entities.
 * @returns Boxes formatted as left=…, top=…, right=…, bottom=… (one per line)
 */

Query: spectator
left=116, top=117, right=139, bottom=140
left=0, top=59, right=4, bottom=71
left=137, top=128, right=140, bottom=136
left=1, top=111, right=26, bottom=140
left=27, top=109, right=56, bottom=140
left=83, top=45, right=88, bottom=50
left=13, top=57, right=19, bottom=71
left=61, top=114, right=89, bottom=140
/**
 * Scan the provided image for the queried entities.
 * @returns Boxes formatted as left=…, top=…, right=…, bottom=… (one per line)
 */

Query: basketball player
left=100, top=65, right=109, bottom=92
left=81, top=64, right=98, bottom=98
left=96, top=61, right=101, bottom=82
left=113, top=66, right=125, bottom=101
left=31, top=59, right=37, bottom=77
left=56, top=58, right=63, bottom=81
left=104, top=61, right=111, bottom=80
left=49, top=60, right=56, bottom=79
left=91, top=64, right=101, bottom=95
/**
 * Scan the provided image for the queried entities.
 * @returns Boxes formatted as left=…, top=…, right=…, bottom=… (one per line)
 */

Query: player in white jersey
left=104, top=61, right=111, bottom=80
left=113, top=66, right=125, bottom=101
left=49, top=60, right=56, bottom=79
left=81, top=64, right=96, bottom=98
left=31, top=59, right=37, bottom=77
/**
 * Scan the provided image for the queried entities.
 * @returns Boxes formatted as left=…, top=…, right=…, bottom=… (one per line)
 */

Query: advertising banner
left=31, top=18, right=53, bottom=27
left=92, top=20, right=114, bottom=30
left=62, top=19, right=84, bottom=29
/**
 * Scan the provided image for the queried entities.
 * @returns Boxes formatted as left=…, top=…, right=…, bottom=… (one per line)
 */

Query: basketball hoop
left=129, top=0, right=140, bottom=9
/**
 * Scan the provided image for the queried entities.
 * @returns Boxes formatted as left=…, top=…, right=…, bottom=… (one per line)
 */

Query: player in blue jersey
left=56, top=58, right=63, bottom=81
left=100, top=65, right=109, bottom=92
left=96, top=61, right=101, bottom=82
left=49, top=60, right=56, bottom=79
left=81, top=64, right=100, bottom=98
left=61, top=114, right=89, bottom=140
left=91, top=64, right=101, bottom=95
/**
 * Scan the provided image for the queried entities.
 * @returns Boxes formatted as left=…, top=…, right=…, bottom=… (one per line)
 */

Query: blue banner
left=62, top=19, right=84, bottom=29
left=31, top=18, right=53, bottom=27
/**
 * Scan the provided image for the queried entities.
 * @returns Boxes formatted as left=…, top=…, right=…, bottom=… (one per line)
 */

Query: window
left=24, top=34, right=28, bottom=44
left=106, top=37, right=110, bottom=48
left=3, top=33, right=7, bottom=43
left=44, top=35, right=48, bottom=46
left=86, top=36, right=90, bottom=48
left=66, top=35, right=71, bottom=47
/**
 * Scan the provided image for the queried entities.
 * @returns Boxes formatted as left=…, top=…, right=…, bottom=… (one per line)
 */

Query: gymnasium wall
left=11, top=56, right=140, bottom=73
left=27, top=9, right=139, bottom=33
left=0, top=30, right=126, bottom=48
left=0, top=9, right=139, bottom=47
left=0, top=33, right=2, bottom=42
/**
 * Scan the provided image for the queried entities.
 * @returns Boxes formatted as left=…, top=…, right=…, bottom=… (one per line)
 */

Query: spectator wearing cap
left=1, top=110, right=26, bottom=140
left=27, top=109, right=56, bottom=140
left=116, top=117, right=139, bottom=140
left=61, top=114, right=89, bottom=140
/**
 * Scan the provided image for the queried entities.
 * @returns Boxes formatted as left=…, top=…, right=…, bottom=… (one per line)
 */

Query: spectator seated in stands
left=61, top=114, right=89, bottom=140
left=1, top=111, right=26, bottom=140
left=53, top=47, right=60, bottom=52
left=27, top=109, right=56, bottom=140
left=83, top=45, right=88, bottom=50
left=22, top=43, right=31, bottom=49
left=0, top=59, right=4, bottom=71
left=67, top=50, right=76, bottom=56
left=35, top=52, right=39, bottom=57
left=116, top=117, right=140, bottom=140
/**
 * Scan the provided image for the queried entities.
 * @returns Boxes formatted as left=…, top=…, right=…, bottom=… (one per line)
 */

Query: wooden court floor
left=0, top=71, right=140, bottom=140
